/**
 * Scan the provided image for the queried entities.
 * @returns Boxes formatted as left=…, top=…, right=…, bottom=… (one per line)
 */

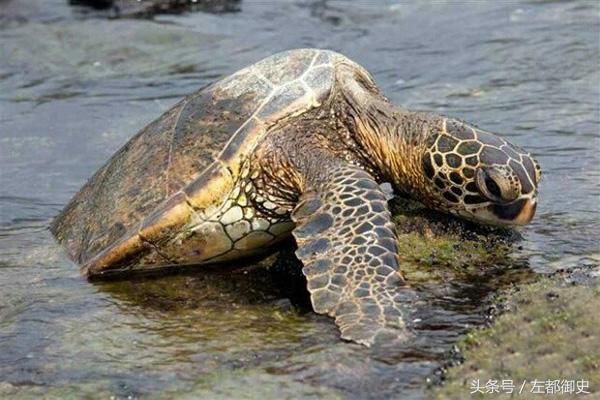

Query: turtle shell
left=52, top=48, right=339, bottom=276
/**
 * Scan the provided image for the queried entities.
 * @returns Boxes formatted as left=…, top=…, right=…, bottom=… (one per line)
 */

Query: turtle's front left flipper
left=291, top=163, right=413, bottom=346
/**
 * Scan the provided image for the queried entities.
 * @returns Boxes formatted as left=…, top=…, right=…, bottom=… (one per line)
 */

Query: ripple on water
left=0, top=0, right=598, bottom=399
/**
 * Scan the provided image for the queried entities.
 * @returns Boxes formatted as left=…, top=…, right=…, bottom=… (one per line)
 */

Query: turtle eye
left=485, top=176, right=502, bottom=198
left=476, top=168, right=508, bottom=203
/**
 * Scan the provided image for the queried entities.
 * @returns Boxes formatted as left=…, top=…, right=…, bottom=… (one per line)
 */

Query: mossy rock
left=432, top=278, right=600, bottom=399
left=390, top=197, right=533, bottom=287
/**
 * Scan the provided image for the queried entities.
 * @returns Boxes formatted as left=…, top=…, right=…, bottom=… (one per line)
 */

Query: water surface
left=0, top=1, right=598, bottom=398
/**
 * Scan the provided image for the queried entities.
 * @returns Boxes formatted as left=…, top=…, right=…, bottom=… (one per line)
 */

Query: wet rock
left=548, top=254, right=600, bottom=286
left=390, top=196, right=524, bottom=281
left=69, top=0, right=241, bottom=18
left=0, top=382, right=16, bottom=396
left=431, top=278, right=600, bottom=399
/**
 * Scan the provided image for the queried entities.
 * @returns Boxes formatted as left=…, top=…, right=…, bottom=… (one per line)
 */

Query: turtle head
left=419, top=118, right=541, bottom=226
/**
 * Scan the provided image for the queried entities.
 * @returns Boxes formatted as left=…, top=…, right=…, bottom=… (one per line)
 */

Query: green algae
left=432, top=277, right=600, bottom=399
left=390, top=197, right=534, bottom=287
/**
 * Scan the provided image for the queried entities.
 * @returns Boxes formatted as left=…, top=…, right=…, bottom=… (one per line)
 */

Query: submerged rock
left=69, top=0, right=241, bottom=17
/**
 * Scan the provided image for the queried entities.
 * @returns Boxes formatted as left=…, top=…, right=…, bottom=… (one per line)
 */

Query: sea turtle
left=52, top=49, right=541, bottom=345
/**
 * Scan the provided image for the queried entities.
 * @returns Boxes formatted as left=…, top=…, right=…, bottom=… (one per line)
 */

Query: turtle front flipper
left=291, top=163, right=413, bottom=346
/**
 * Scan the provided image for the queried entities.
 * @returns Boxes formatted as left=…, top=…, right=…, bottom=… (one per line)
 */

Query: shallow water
left=0, top=0, right=598, bottom=398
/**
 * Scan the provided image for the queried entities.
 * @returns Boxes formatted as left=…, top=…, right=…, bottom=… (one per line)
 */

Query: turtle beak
left=491, top=196, right=537, bottom=226
left=512, top=197, right=537, bottom=225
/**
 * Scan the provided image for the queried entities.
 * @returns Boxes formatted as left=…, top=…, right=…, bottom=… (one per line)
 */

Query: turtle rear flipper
left=291, top=162, right=414, bottom=346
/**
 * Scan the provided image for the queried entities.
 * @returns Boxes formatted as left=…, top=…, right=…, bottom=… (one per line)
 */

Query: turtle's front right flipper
left=291, top=163, right=414, bottom=346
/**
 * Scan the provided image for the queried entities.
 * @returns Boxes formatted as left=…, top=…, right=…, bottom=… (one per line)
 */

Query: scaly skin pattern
left=52, top=49, right=541, bottom=345
left=420, top=118, right=541, bottom=225
left=165, top=160, right=296, bottom=266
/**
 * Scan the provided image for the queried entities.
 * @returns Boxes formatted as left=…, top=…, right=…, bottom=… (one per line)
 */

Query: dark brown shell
left=51, top=49, right=338, bottom=273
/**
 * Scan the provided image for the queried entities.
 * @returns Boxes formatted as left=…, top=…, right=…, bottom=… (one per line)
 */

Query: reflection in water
left=0, top=0, right=598, bottom=398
